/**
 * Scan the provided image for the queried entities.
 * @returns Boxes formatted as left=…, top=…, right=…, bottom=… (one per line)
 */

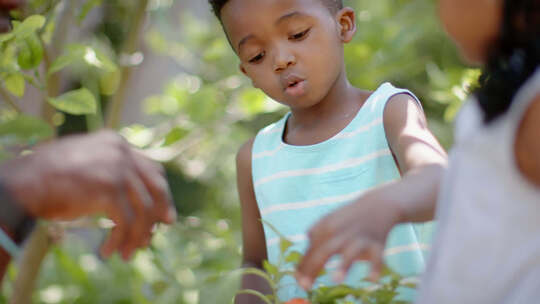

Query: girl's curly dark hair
left=475, top=0, right=540, bottom=123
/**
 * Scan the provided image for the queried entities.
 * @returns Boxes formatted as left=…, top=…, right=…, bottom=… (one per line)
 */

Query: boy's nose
left=273, top=51, right=296, bottom=72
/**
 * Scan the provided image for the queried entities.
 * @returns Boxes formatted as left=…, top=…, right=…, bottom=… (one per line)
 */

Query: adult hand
left=295, top=193, right=402, bottom=290
left=0, top=130, right=177, bottom=260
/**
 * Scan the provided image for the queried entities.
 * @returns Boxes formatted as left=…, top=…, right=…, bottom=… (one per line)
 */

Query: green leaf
left=12, top=15, right=46, bottom=41
left=47, top=44, right=117, bottom=76
left=4, top=74, right=25, bottom=97
left=0, top=115, right=53, bottom=143
left=284, top=251, right=303, bottom=264
left=17, top=34, right=43, bottom=69
left=0, top=32, right=14, bottom=44
left=280, top=238, right=293, bottom=254
left=48, top=88, right=97, bottom=115
left=78, top=0, right=103, bottom=24
left=82, top=47, right=116, bottom=71
left=262, top=260, right=278, bottom=278
left=326, top=285, right=357, bottom=298
left=47, top=44, right=87, bottom=75
left=163, top=127, right=189, bottom=146
left=0, top=43, right=17, bottom=69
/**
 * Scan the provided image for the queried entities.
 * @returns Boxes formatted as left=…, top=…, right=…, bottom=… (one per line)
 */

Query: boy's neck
left=283, top=68, right=371, bottom=146
left=288, top=69, right=363, bottom=128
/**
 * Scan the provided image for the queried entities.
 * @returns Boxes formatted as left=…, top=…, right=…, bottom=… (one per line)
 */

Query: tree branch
left=105, top=0, right=149, bottom=129
left=9, top=1, right=78, bottom=302
left=0, top=87, right=22, bottom=113
left=9, top=225, right=52, bottom=304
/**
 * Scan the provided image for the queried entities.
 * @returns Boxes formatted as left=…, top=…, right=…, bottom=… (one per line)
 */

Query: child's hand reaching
left=295, top=192, right=402, bottom=290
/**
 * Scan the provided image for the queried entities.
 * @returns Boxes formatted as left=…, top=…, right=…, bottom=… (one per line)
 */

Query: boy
left=208, top=0, right=447, bottom=302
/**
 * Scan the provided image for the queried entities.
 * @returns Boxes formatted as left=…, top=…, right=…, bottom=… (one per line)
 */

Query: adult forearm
left=368, top=163, right=446, bottom=224
left=235, top=262, right=273, bottom=304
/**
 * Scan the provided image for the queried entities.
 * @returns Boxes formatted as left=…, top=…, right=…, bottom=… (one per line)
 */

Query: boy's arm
left=295, top=93, right=448, bottom=290
left=235, top=139, right=273, bottom=304
left=515, top=94, right=540, bottom=187
left=382, top=93, right=448, bottom=222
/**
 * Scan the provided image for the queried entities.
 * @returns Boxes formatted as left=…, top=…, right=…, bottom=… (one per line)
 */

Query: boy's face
left=221, top=0, right=354, bottom=109
left=438, top=0, right=502, bottom=64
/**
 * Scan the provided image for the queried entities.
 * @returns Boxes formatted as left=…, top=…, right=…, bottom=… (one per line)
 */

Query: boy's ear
left=336, top=7, right=356, bottom=43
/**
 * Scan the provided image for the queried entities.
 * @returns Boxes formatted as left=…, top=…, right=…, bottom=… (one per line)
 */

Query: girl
left=296, top=0, right=540, bottom=302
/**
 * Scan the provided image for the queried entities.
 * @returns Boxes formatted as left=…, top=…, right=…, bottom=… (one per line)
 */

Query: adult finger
left=100, top=195, right=133, bottom=258
left=121, top=172, right=154, bottom=260
left=131, top=149, right=176, bottom=224
left=295, top=235, right=346, bottom=290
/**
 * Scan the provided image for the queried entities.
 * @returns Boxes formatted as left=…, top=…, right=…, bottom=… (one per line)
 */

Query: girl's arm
left=515, top=94, right=540, bottom=187
left=295, top=93, right=447, bottom=290
left=235, top=139, right=273, bottom=304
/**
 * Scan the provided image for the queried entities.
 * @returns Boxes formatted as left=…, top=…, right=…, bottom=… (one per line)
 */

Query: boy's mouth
left=288, top=80, right=301, bottom=88
left=285, top=79, right=306, bottom=97
left=283, top=75, right=306, bottom=97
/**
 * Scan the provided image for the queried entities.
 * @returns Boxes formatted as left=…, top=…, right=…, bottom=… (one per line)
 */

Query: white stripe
left=384, top=243, right=430, bottom=256
left=267, top=234, right=307, bottom=247
left=253, top=143, right=284, bottom=159
left=253, top=119, right=383, bottom=160
left=261, top=189, right=365, bottom=216
left=259, top=125, right=282, bottom=135
left=254, top=149, right=391, bottom=187
left=333, top=118, right=383, bottom=139
left=319, top=244, right=430, bottom=270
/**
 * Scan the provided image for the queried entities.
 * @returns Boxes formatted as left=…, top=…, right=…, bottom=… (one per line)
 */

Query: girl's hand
left=295, top=193, right=402, bottom=290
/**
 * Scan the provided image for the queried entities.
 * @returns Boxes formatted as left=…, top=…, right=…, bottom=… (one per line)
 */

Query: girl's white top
left=416, top=68, right=540, bottom=304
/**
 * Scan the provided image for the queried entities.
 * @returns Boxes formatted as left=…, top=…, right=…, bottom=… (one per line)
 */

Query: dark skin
left=223, top=0, right=447, bottom=301
left=296, top=0, right=540, bottom=291
left=0, top=131, right=177, bottom=281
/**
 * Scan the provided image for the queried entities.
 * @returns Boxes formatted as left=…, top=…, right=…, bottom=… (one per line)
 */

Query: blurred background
left=0, top=0, right=478, bottom=303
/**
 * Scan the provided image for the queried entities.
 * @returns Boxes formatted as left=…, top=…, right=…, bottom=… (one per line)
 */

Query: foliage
left=234, top=222, right=418, bottom=304
left=0, top=0, right=477, bottom=303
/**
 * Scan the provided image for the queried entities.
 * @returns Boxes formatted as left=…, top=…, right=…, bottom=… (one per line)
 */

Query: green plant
left=233, top=222, right=417, bottom=304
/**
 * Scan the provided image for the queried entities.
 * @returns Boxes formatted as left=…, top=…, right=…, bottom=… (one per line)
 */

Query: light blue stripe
left=0, top=228, right=20, bottom=257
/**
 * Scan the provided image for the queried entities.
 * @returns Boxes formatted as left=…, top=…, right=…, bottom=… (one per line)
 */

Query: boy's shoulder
left=237, top=113, right=288, bottom=165
left=236, top=137, right=255, bottom=179
left=383, top=92, right=425, bottom=130
left=236, top=137, right=255, bottom=163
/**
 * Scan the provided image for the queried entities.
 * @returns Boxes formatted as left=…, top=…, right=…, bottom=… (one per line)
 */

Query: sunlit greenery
left=0, top=0, right=477, bottom=303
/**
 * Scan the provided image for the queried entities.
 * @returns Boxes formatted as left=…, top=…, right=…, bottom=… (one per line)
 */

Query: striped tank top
left=251, top=83, right=433, bottom=301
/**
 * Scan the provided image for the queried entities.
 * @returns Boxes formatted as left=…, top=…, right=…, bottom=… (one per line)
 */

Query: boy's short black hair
left=209, top=0, right=344, bottom=20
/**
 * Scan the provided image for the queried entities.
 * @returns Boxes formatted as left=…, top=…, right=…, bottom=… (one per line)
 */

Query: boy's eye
left=290, top=28, right=310, bottom=41
left=249, top=51, right=265, bottom=63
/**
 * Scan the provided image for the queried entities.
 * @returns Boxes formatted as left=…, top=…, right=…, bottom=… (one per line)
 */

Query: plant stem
left=105, top=0, right=149, bottom=129
left=0, top=87, right=22, bottom=113
left=9, top=224, right=52, bottom=304
left=9, top=1, right=77, bottom=302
